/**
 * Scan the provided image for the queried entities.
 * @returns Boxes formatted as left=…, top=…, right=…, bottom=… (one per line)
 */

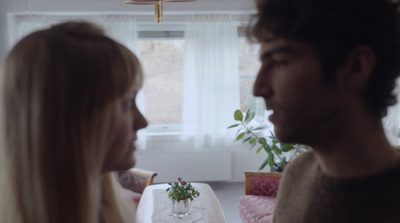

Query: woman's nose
left=134, top=109, right=148, bottom=131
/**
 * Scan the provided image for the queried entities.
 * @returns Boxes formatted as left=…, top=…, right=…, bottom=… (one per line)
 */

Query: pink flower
left=178, top=177, right=182, bottom=182
left=181, top=181, right=187, bottom=185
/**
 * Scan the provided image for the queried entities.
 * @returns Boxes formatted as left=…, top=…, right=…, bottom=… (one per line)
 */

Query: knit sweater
left=274, top=150, right=400, bottom=223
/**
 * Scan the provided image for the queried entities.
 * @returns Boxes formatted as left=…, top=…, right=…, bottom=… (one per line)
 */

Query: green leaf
left=234, top=109, right=243, bottom=121
left=249, top=138, right=257, bottom=145
left=250, top=141, right=258, bottom=149
left=236, top=132, right=245, bottom=141
left=244, top=109, right=256, bottom=124
left=263, top=144, right=272, bottom=153
left=253, top=126, right=267, bottom=131
left=243, top=136, right=252, bottom=142
left=269, top=130, right=275, bottom=137
left=259, top=158, right=269, bottom=170
left=256, top=145, right=263, bottom=154
left=227, top=124, right=239, bottom=129
left=244, top=109, right=250, bottom=122
left=272, top=144, right=282, bottom=155
left=281, top=144, right=294, bottom=152
left=268, top=152, right=275, bottom=168
left=258, top=137, right=267, bottom=145
left=236, top=128, right=245, bottom=137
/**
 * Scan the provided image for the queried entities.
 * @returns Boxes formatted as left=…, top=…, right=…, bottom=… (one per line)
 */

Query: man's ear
left=337, top=45, right=376, bottom=91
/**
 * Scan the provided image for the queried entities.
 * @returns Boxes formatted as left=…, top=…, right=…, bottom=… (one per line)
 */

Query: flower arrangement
left=166, top=177, right=200, bottom=202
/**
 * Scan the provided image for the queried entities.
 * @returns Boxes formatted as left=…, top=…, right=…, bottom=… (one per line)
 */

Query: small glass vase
left=171, top=199, right=190, bottom=218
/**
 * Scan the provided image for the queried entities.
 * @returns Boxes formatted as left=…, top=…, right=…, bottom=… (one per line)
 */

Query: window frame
left=137, top=23, right=186, bottom=137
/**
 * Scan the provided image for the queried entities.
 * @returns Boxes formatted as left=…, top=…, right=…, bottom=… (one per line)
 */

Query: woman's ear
left=336, top=45, right=376, bottom=91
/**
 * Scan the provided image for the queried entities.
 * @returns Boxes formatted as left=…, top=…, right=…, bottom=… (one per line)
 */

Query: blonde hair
left=0, top=21, right=141, bottom=223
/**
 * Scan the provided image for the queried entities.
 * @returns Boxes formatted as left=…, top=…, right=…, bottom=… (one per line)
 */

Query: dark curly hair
left=249, top=0, right=400, bottom=118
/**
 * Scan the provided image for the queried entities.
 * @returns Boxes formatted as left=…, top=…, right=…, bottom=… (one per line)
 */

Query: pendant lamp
left=125, top=0, right=197, bottom=23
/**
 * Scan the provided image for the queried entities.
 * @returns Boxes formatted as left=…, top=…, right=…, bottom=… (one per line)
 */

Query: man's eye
left=274, top=60, right=288, bottom=67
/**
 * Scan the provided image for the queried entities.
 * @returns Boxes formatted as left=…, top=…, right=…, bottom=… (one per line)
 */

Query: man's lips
left=268, top=111, right=277, bottom=123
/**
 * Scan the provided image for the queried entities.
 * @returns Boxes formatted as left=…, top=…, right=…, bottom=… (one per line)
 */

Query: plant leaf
left=250, top=141, right=258, bottom=149
left=236, top=128, right=244, bottom=136
left=227, top=124, right=239, bottom=129
left=244, top=109, right=250, bottom=122
left=243, top=136, right=252, bottom=142
left=244, top=109, right=256, bottom=124
left=253, top=126, right=266, bottom=131
left=268, top=152, right=275, bottom=168
left=236, top=132, right=245, bottom=141
left=263, top=144, right=272, bottom=153
left=234, top=109, right=243, bottom=121
left=249, top=138, right=257, bottom=145
left=259, top=158, right=269, bottom=170
left=281, top=144, right=294, bottom=152
left=256, top=145, right=263, bottom=154
left=258, top=137, right=267, bottom=145
left=272, top=144, right=282, bottom=155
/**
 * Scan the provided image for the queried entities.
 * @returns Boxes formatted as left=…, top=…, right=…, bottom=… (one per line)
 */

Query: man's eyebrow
left=259, top=47, right=294, bottom=61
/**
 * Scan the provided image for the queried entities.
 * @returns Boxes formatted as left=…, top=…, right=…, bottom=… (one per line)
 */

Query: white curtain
left=383, top=78, right=400, bottom=146
left=92, top=15, right=138, bottom=54
left=182, top=15, right=240, bottom=148
left=10, top=15, right=57, bottom=48
left=10, top=14, right=138, bottom=51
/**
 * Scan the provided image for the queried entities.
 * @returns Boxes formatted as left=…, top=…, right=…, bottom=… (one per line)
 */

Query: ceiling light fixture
left=125, top=0, right=197, bottom=23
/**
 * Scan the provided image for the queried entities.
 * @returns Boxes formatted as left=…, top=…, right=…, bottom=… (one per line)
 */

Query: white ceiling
left=25, top=0, right=255, bottom=14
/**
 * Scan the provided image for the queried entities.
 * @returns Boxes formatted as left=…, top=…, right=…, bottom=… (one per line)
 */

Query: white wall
left=135, top=136, right=271, bottom=182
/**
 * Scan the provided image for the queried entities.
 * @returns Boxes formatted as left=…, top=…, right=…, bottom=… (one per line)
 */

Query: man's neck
left=312, top=114, right=400, bottom=179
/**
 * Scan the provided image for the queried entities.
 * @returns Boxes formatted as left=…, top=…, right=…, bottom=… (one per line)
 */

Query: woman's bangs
left=114, top=45, right=143, bottom=97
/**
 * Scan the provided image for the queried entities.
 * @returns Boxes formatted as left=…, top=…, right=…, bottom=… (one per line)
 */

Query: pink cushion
left=249, top=176, right=281, bottom=197
left=239, top=195, right=276, bottom=223
left=120, top=188, right=142, bottom=205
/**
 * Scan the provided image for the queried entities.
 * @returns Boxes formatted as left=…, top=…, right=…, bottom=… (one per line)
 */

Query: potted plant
left=166, top=177, right=200, bottom=217
left=228, top=109, right=310, bottom=171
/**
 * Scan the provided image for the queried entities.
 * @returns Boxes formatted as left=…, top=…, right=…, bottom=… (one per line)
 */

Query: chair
left=239, top=172, right=282, bottom=223
left=117, top=168, right=157, bottom=204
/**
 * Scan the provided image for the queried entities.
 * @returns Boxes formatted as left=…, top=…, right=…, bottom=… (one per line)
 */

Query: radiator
left=135, top=150, right=232, bottom=183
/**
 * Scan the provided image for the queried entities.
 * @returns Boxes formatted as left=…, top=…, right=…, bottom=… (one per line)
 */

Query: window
left=137, top=26, right=264, bottom=137
left=237, top=31, right=269, bottom=128
left=238, top=36, right=262, bottom=112
left=136, top=28, right=186, bottom=135
left=138, top=39, right=185, bottom=126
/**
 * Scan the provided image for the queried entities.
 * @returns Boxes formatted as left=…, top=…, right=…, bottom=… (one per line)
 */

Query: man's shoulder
left=280, top=150, right=317, bottom=184
left=285, top=150, right=315, bottom=171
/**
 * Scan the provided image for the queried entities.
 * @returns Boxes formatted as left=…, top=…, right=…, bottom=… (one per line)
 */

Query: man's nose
left=253, top=68, right=273, bottom=97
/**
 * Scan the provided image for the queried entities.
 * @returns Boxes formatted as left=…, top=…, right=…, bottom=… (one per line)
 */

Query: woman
left=0, top=21, right=147, bottom=223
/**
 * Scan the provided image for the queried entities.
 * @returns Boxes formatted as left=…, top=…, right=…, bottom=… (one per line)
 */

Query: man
left=251, top=0, right=400, bottom=222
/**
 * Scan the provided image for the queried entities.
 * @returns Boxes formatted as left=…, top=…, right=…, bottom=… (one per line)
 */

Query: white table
left=136, top=183, right=227, bottom=223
